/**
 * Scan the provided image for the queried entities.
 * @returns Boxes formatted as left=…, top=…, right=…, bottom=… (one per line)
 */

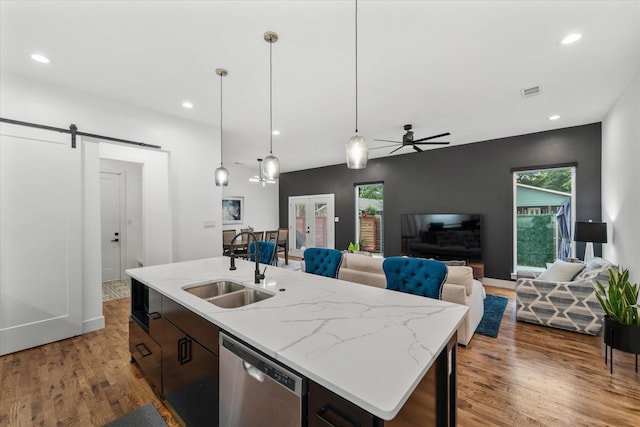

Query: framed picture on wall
left=222, top=197, right=243, bottom=224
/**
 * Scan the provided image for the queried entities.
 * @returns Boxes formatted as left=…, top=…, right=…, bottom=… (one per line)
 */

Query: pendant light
left=249, top=158, right=277, bottom=187
left=214, top=68, right=229, bottom=186
left=345, top=0, right=368, bottom=169
left=262, top=31, right=280, bottom=181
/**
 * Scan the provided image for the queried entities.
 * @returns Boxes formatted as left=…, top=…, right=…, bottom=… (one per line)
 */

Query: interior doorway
left=100, top=158, right=143, bottom=282
left=288, top=194, right=335, bottom=257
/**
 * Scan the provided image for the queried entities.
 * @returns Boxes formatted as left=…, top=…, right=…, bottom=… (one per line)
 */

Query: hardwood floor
left=0, top=286, right=638, bottom=426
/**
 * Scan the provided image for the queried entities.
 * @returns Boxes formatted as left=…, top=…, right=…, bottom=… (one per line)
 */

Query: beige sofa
left=338, top=252, right=485, bottom=346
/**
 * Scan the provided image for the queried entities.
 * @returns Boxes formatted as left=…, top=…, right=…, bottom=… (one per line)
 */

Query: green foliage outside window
left=517, top=215, right=555, bottom=268
left=516, top=169, right=571, bottom=192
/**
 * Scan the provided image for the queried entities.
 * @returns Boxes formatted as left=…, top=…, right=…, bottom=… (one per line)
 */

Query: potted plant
left=594, top=268, right=640, bottom=355
left=347, top=242, right=359, bottom=252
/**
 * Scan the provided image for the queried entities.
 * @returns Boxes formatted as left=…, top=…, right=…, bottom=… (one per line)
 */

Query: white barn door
left=0, top=124, right=82, bottom=355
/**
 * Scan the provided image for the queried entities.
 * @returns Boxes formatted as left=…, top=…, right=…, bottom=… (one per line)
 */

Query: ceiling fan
left=372, top=124, right=450, bottom=153
left=249, top=158, right=276, bottom=186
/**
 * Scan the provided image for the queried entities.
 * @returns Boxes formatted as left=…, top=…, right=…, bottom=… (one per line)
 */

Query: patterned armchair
left=515, top=257, right=617, bottom=335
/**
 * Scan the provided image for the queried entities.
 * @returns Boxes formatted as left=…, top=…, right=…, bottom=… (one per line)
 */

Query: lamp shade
left=262, top=154, right=280, bottom=180
left=346, top=133, right=368, bottom=169
left=215, top=165, right=229, bottom=187
left=574, top=221, right=607, bottom=243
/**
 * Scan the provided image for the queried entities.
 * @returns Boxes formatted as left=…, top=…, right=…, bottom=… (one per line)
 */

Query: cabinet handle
left=178, top=337, right=192, bottom=365
left=147, top=311, right=161, bottom=320
left=316, top=404, right=359, bottom=427
left=135, top=343, right=152, bottom=358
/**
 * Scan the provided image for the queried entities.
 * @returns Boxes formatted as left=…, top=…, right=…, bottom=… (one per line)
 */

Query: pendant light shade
left=262, top=154, right=279, bottom=181
left=346, top=132, right=367, bottom=169
left=215, top=68, right=229, bottom=187
left=263, top=31, right=280, bottom=180
left=215, top=165, right=229, bottom=186
left=346, top=0, right=368, bottom=169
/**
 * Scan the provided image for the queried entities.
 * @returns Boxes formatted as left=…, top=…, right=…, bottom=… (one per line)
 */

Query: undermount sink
left=209, top=288, right=274, bottom=309
left=183, top=281, right=274, bottom=308
left=184, top=281, right=246, bottom=299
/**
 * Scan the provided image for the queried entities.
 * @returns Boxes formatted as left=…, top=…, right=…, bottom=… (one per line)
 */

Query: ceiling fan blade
left=389, top=145, right=405, bottom=154
left=413, top=141, right=451, bottom=145
left=370, top=144, right=398, bottom=151
left=373, top=139, right=402, bottom=143
left=412, top=145, right=423, bottom=153
left=412, top=132, right=451, bottom=143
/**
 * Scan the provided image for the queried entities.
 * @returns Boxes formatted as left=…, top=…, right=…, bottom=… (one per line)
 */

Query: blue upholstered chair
left=248, top=241, right=276, bottom=265
left=303, top=248, right=343, bottom=278
left=382, top=257, right=448, bottom=299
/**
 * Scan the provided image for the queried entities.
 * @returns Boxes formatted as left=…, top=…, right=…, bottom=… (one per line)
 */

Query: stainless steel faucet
left=229, top=231, right=264, bottom=284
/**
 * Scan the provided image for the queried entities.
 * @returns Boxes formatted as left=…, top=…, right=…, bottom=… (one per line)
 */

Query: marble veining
left=127, top=256, right=467, bottom=420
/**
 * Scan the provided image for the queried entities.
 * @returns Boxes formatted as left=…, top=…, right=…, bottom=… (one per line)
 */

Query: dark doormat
left=476, top=294, right=509, bottom=338
left=103, top=403, right=168, bottom=427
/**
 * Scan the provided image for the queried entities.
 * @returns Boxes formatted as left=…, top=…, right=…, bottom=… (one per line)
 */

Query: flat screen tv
left=401, top=213, right=482, bottom=262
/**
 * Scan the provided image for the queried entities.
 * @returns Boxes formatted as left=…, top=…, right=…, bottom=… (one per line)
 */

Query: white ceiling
left=1, top=1, right=639, bottom=172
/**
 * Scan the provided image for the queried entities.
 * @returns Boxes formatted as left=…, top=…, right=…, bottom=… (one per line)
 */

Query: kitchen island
left=127, top=256, right=467, bottom=426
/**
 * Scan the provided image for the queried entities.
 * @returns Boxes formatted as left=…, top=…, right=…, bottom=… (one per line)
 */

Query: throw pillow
left=537, top=259, right=585, bottom=282
left=445, top=266, right=474, bottom=295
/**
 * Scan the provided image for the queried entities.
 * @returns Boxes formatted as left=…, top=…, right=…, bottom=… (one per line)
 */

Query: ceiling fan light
left=346, top=133, right=368, bottom=169
left=262, top=154, right=280, bottom=180
left=215, top=165, right=229, bottom=187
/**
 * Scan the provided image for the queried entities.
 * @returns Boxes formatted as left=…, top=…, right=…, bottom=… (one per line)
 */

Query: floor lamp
left=574, top=221, right=607, bottom=263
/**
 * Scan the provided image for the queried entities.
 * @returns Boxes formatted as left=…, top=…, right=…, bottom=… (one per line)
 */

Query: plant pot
left=603, top=316, right=640, bottom=354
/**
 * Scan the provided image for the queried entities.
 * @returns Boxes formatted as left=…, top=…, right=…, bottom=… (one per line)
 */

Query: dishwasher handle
left=243, top=361, right=265, bottom=382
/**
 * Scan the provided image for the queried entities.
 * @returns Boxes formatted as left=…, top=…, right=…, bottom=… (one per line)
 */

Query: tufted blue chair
left=303, top=248, right=343, bottom=278
left=382, top=257, right=448, bottom=299
left=248, top=241, right=277, bottom=265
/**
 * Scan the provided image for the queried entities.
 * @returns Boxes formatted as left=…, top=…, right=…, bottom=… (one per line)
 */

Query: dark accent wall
left=279, top=123, right=602, bottom=280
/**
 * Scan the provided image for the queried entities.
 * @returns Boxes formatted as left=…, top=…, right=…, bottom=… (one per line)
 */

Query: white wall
left=1, top=73, right=223, bottom=262
left=222, top=164, right=280, bottom=234
left=602, top=71, right=640, bottom=283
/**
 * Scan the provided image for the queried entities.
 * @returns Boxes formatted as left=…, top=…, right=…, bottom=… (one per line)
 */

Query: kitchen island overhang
left=127, top=256, right=468, bottom=421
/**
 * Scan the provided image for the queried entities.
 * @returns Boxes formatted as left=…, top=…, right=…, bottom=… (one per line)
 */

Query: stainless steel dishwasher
left=219, top=332, right=306, bottom=427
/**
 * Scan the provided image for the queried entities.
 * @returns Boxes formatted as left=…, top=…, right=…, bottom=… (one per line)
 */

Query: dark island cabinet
left=129, top=279, right=220, bottom=427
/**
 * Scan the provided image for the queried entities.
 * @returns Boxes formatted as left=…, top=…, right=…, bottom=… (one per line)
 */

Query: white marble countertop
left=126, top=257, right=467, bottom=420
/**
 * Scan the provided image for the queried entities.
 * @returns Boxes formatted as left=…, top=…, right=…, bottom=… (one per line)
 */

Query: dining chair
left=276, top=228, right=289, bottom=265
left=382, top=257, right=448, bottom=299
left=222, top=229, right=237, bottom=255
left=302, top=248, right=342, bottom=278
left=249, top=241, right=277, bottom=265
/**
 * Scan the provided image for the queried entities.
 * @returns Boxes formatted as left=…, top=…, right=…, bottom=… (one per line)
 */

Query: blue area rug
left=476, top=294, right=509, bottom=338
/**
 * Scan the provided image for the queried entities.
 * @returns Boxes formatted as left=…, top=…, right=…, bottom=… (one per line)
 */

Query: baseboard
left=483, top=277, right=515, bottom=290
left=83, top=316, right=105, bottom=333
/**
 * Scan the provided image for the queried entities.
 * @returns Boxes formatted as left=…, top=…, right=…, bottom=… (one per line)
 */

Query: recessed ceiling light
left=561, top=33, right=582, bottom=45
left=182, top=101, right=194, bottom=109
left=549, top=115, right=561, bottom=121
left=30, top=53, right=50, bottom=64
left=272, top=130, right=280, bottom=136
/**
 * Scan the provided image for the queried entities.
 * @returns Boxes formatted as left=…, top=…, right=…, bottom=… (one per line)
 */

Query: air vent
left=521, top=85, right=541, bottom=98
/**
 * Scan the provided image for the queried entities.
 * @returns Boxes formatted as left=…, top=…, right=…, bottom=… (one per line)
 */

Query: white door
left=100, top=171, right=122, bottom=281
left=288, top=194, right=335, bottom=257
left=0, top=123, right=82, bottom=355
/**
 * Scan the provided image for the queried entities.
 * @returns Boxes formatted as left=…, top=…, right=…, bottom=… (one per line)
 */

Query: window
left=513, top=167, right=575, bottom=272
left=355, top=183, right=383, bottom=256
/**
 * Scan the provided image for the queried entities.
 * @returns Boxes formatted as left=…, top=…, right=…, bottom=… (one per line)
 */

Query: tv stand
left=468, top=262, right=484, bottom=281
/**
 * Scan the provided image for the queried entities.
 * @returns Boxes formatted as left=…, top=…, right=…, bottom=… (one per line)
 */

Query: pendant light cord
left=220, top=72, right=224, bottom=166
left=269, top=34, right=274, bottom=154
left=355, top=0, right=359, bottom=133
